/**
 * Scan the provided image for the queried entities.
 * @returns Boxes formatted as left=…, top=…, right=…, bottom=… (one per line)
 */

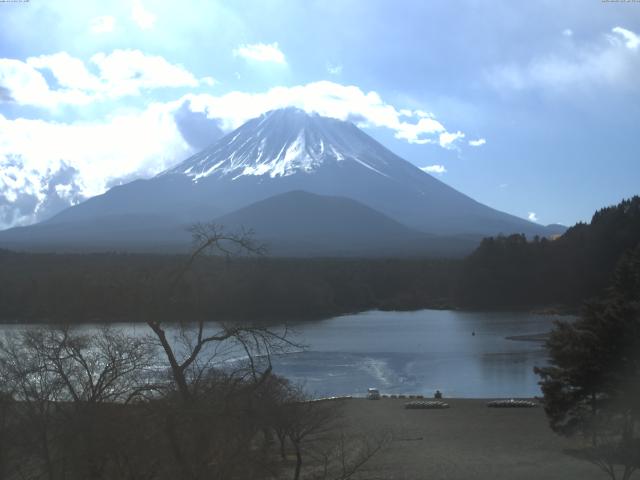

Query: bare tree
left=0, top=329, right=67, bottom=480
left=141, top=223, right=306, bottom=480
left=311, top=430, right=390, bottom=480
left=144, top=223, right=294, bottom=402
left=0, top=326, right=157, bottom=480
left=0, top=389, right=12, bottom=479
left=31, top=326, right=156, bottom=405
left=287, top=400, right=340, bottom=480
left=269, top=387, right=388, bottom=480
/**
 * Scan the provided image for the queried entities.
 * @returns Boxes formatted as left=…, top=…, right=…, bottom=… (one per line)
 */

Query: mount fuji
left=0, top=108, right=562, bottom=256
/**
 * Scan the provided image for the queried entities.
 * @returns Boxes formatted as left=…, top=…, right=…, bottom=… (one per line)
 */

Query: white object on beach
left=367, top=388, right=381, bottom=400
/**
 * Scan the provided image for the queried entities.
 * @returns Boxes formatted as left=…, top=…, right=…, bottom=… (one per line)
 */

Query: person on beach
left=434, top=390, right=443, bottom=399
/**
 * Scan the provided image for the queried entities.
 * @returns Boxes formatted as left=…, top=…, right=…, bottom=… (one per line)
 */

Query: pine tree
left=535, top=245, right=640, bottom=480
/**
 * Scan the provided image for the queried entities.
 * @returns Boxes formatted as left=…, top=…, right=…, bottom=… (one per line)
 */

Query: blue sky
left=0, top=0, right=639, bottom=229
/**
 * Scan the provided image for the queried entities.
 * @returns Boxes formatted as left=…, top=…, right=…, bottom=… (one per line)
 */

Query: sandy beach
left=340, top=398, right=604, bottom=480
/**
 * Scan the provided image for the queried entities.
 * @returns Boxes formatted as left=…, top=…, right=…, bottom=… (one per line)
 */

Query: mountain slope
left=0, top=190, right=479, bottom=256
left=158, top=108, right=552, bottom=236
left=0, top=108, right=561, bottom=254
left=0, top=213, right=190, bottom=252
left=214, top=190, right=432, bottom=256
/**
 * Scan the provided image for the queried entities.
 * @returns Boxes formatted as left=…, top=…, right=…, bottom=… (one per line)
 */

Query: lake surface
left=0, top=309, right=566, bottom=398
left=270, top=310, right=563, bottom=398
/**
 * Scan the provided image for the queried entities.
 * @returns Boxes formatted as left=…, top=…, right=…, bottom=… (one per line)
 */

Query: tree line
left=1, top=196, right=639, bottom=324
left=457, top=196, right=640, bottom=310
left=0, top=250, right=458, bottom=324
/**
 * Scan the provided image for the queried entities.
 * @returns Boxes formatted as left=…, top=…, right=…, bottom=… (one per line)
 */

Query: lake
left=0, top=309, right=566, bottom=399
left=270, top=309, right=563, bottom=398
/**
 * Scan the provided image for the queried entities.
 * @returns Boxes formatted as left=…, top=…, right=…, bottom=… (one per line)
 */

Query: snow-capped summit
left=163, top=107, right=393, bottom=181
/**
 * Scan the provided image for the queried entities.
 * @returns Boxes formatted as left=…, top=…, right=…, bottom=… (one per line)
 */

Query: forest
left=0, top=196, right=639, bottom=324
left=0, top=252, right=458, bottom=323
left=457, top=196, right=640, bottom=309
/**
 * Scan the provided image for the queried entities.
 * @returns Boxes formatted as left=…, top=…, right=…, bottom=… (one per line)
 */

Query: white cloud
left=395, top=117, right=445, bottom=144
left=528, top=212, right=538, bottom=222
left=327, top=63, right=343, bottom=75
left=439, top=131, right=465, bottom=149
left=562, top=29, right=573, bottom=37
left=612, top=26, right=640, bottom=50
left=184, top=81, right=464, bottom=147
left=0, top=104, right=191, bottom=228
left=420, top=165, right=446, bottom=174
left=0, top=50, right=202, bottom=108
left=468, top=138, right=486, bottom=147
left=0, top=58, right=93, bottom=107
left=28, top=52, right=102, bottom=91
left=233, top=42, right=286, bottom=64
left=131, top=0, right=156, bottom=30
left=89, top=16, right=116, bottom=34
left=90, top=50, right=199, bottom=96
left=414, top=110, right=433, bottom=118
left=486, top=26, right=640, bottom=93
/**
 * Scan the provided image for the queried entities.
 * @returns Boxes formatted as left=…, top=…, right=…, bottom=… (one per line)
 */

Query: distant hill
left=215, top=190, right=481, bottom=257
left=214, top=190, right=428, bottom=256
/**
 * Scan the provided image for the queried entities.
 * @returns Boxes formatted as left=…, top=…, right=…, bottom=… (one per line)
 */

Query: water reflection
left=270, top=309, right=560, bottom=398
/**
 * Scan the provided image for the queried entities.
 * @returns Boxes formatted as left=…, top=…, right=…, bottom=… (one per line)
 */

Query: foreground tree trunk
left=293, top=443, right=302, bottom=480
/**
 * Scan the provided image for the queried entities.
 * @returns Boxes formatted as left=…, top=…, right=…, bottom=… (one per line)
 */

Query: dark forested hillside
left=456, top=196, right=640, bottom=309
left=1, top=196, right=638, bottom=323
left=0, top=250, right=458, bottom=323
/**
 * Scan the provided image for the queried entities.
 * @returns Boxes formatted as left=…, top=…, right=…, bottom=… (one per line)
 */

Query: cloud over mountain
left=0, top=106, right=191, bottom=228
left=0, top=47, right=473, bottom=230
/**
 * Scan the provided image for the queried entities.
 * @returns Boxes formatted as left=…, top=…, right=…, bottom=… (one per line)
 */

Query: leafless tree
left=0, top=329, right=67, bottom=480
left=142, top=223, right=305, bottom=480
left=145, top=223, right=298, bottom=402
left=287, top=400, right=340, bottom=480
left=310, top=430, right=390, bottom=480
left=0, top=326, right=157, bottom=480
left=269, top=387, right=389, bottom=480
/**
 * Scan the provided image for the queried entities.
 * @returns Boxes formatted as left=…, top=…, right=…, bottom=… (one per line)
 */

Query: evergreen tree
left=535, top=244, right=640, bottom=480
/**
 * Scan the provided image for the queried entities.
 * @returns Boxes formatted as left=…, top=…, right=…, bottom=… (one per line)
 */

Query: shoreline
left=0, top=305, right=578, bottom=326
left=505, top=332, right=550, bottom=342
left=340, top=398, right=603, bottom=479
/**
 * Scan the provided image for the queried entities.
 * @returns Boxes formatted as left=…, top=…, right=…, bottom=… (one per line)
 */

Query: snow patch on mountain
left=161, top=108, right=397, bottom=182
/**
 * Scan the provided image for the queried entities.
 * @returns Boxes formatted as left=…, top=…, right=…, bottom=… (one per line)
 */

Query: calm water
left=270, top=310, right=563, bottom=398
left=0, top=310, right=566, bottom=398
